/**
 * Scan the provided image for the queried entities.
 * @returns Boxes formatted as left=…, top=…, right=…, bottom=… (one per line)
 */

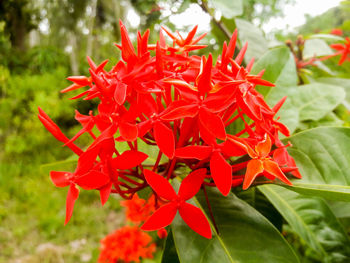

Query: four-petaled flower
left=141, top=169, right=212, bottom=239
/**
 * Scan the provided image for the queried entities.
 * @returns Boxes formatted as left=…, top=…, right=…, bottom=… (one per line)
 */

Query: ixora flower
left=38, top=20, right=301, bottom=239
left=98, top=226, right=156, bottom=263
left=330, top=37, right=350, bottom=65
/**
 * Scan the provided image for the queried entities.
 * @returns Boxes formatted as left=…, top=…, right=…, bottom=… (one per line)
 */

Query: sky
left=126, top=0, right=343, bottom=34
left=263, top=0, right=343, bottom=33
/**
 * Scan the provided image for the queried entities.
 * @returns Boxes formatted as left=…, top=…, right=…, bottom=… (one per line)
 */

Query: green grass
left=0, top=161, right=123, bottom=262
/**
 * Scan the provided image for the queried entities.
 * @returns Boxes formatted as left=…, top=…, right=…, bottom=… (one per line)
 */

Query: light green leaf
left=251, top=47, right=298, bottom=96
left=235, top=18, right=268, bottom=62
left=260, top=185, right=350, bottom=263
left=266, top=83, right=345, bottom=133
left=303, top=39, right=334, bottom=59
left=171, top=183, right=300, bottom=263
left=309, top=34, right=344, bottom=41
left=316, top=77, right=350, bottom=107
left=282, top=127, right=350, bottom=201
left=208, top=0, right=243, bottom=18
left=291, top=83, right=345, bottom=121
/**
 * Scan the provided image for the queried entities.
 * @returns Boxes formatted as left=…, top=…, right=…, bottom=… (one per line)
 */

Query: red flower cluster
left=121, top=194, right=156, bottom=225
left=39, top=21, right=301, bottom=238
left=98, top=226, right=156, bottom=263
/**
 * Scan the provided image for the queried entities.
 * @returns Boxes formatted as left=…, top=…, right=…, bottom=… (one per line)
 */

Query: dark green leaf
left=260, top=185, right=350, bottom=263
left=171, top=182, right=300, bottom=263
left=161, top=230, right=180, bottom=263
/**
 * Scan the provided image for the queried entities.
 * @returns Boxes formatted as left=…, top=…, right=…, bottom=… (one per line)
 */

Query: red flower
left=330, top=37, right=350, bottom=65
left=121, top=194, right=156, bottom=224
left=141, top=169, right=212, bottom=239
left=228, top=134, right=292, bottom=189
left=98, top=226, right=156, bottom=263
left=330, top=28, right=343, bottom=36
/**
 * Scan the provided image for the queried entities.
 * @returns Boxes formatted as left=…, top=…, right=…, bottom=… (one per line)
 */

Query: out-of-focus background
left=0, top=0, right=349, bottom=262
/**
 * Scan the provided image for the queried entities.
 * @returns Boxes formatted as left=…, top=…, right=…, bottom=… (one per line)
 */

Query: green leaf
left=235, top=18, right=268, bottom=62
left=251, top=47, right=298, bottom=96
left=161, top=230, right=180, bottom=263
left=171, top=183, right=300, bottom=263
left=303, top=39, right=334, bottom=59
left=208, top=0, right=243, bottom=18
left=291, top=83, right=345, bottom=121
left=316, top=77, right=350, bottom=107
left=309, top=34, right=344, bottom=41
left=260, top=185, right=350, bottom=263
left=282, top=127, right=350, bottom=201
left=266, top=83, right=345, bottom=133
left=235, top=187, right=283, bottom=231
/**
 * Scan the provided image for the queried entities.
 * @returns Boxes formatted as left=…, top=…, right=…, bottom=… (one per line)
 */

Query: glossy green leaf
left=161, top=230, right=180, bottom=263
left=260, top=185, right=350, bottom=263
left=282, top=127, right=350, bottom=201
left=266, top=83, right=345, bottom=133
left=171, top=183, right=300, bottom=263
left=303, top=39, right=334, bottom=59
left=235, top=187, right=283, bottom=231
left=235, top=18, right=268, bottom=62
left=208, top=0, right=243, bottom=18
left=251, top=47, right=298, bottom=96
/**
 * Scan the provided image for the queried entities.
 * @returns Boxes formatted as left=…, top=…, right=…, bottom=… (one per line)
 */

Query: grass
left=0, top=161, right=124, bottom=262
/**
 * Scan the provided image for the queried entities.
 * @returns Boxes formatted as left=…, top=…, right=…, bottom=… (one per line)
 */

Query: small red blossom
left=141, top=169, right=212, bottom=239
left=98, top=226, right=156, bottom=263
left=330, top=37, right=350, bottom=65
left=330, top=28, right=343, bottom=36
left=121, top=194, right=156, bottom=224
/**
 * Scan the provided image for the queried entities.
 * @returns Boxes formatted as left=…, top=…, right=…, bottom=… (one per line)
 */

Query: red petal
left=65, top=184, right=79, bottom=225
left=67, top=76, right=90, bottom=86
left=99, top=182, right=112, bottom=206
left=199, top=107, right=226, bottom=140
left=61, top=83, right=82, bottom=93
left=119, top=122, right=138, bottom=141
left=137, top=119, right=153, bottom=137
left=75, top=147, right=100, bottom=175
left=112, top=150, right=148, bottom=170
left=179, top=202, right=212, bottom=239
left=114, top=82, right=127, bottom=105
left=50, top=171, right=70, bottom=187
left=263, top=160, right=292, bottom=185
left=154, top=121, right=175, bottom=159
left=210, top=152, right=232, bottom=196
left=255, top=135, right=271, bottom=158
left=243, top=159, right=264, bottom=190
left=178, top=168, right=207, bottom=200
left=221, top=139, right=247, bottom=157
left=197, top=54, right=212, bottom=96
left=235, top=42, right=248, bottom=65
left=143, top=170, right=177, bottom=200
left=119, top=20, right=137, bottom=62
left=161, top=104, right=198, bottom=121
left=75, top=170, right=110, bottom=190
left=141, top=203, right=178, bottom=231
left=175, top=146, right=212, bottom=160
